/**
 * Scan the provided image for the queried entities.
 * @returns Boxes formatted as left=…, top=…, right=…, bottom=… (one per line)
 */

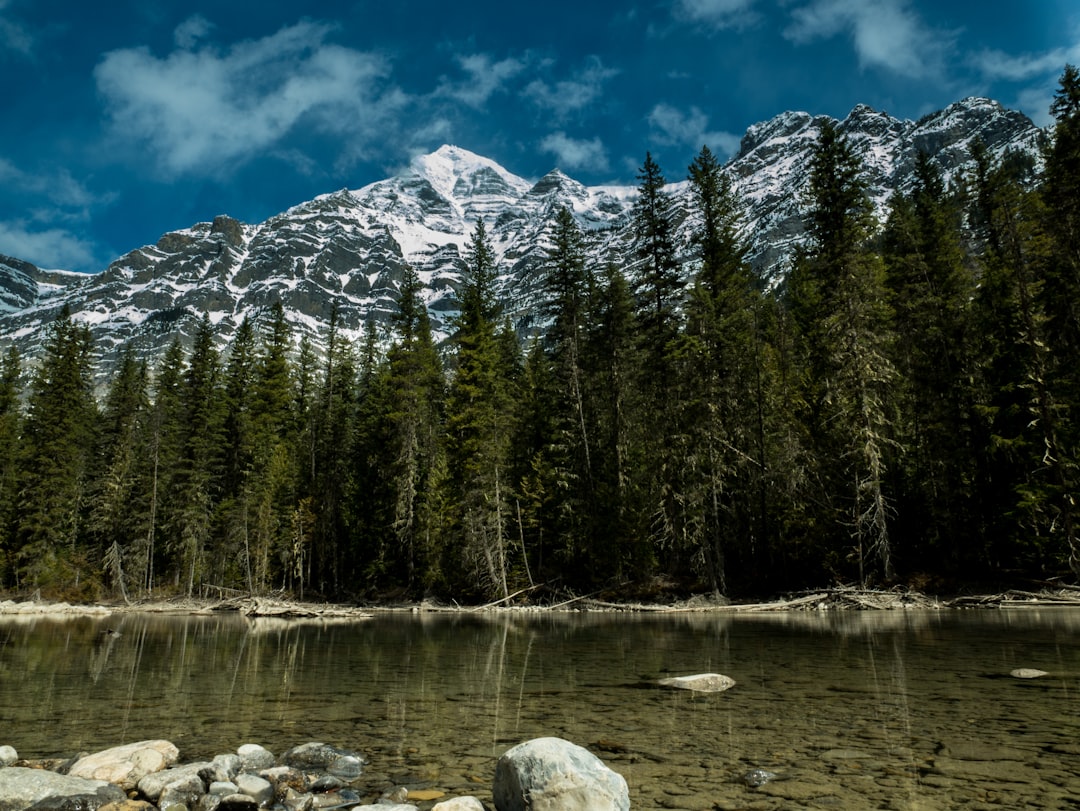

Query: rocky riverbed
left=0, top=737, right=629, bottom=811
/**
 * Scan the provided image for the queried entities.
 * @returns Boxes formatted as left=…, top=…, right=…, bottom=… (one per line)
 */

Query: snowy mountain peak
left=410, top=145, right=532, bottom=211
left=0, top=96, right=1047, bottom=388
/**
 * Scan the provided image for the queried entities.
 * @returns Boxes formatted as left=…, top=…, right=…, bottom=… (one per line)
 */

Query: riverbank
left=4, top=582, right=1080, bottom=617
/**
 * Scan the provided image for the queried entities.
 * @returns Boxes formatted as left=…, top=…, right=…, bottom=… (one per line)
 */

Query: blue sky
left=1, top=0, right=1076, bottom=272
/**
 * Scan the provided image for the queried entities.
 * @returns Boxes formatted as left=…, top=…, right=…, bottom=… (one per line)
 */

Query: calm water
left=1, top=608, right=1079, bottom=810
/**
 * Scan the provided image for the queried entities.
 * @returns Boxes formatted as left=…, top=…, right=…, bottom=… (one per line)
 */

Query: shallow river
left=1, top=608, right=1079, bottom=810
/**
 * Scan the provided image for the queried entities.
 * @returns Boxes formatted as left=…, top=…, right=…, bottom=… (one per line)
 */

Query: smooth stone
left=282, top=744, right=366, bottom=781
left=237, top=745, right=275, bottom=772
left=158, top=773, right=206, bottom=810
left=493, top=737, right=629, bottom=811
left=309, top=775, right=344, bottom=792
left=282, top=788, right=315, bottom=811
left=138, top=764, right=210, bottom=802
left=1010, top=668, right=1049, bottom=679
left=657, top=673, right=736, bottom=693
left=0, top=747, right=17, bottom=767
left=208, top=781, right=239, bottom=796
left=0, top=767, right=126, bottom=811
left=69, top=740, right=180, bottom=791
left=234, top=774, right=273, bottom=806
left=431, top=799, right=485, bottom=811
left=217, top=794, right=259, bottom=811
left=380, top=787, right=409, bottom=803
left=207, top=754, right=241, bottom=782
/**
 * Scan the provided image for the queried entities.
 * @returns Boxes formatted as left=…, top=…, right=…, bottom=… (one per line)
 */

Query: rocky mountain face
left=0, top=97, right=1045, bottom=384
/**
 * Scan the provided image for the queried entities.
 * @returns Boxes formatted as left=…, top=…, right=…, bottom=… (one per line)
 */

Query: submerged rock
left=658, top=673, right=736, bottom=693
left=1010, top=668, right=1049, bottom=679
left=742, top=768, right=778, bottom=787
left=283, top=744, right=366, bottom=781
left=493, top=737, right=629, bottom=811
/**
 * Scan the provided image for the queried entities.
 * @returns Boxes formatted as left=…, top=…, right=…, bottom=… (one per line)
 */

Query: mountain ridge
left=0, top=96, right=1046, bottom=383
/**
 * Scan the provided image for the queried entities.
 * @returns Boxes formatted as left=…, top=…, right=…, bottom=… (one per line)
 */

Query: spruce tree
left=445, top=220, right=515, bottom=598
left=786, top=121, right=898, bottom=585
left=0, top=346, right=21, bottom=584
left=672, top=145, right=765, bottom=593
left=88, top=344, right=150, bottom=600
left=16, top=306, right=98, bottom=593
left=882, top=153, right=980, bottom=568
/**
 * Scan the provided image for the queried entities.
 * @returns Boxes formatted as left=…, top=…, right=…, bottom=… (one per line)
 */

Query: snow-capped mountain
left=0, top=97, right=1045, bottom=384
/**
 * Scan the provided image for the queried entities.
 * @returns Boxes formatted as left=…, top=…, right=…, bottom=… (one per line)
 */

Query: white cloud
left=95, top=20, right=404, bottom=177
left=0, top=220, right=98, bottom=270
left=784, top=0, right=951, bottom=79
left=173, top=14, right=214, bottom=50
left=524, top=56, right=619, bottom=120
left=648, top=104, right=741, bottom=158
left=0, top=158, right=104, bottom=216
left=673, top=0, right=759, bottom=30
left=436, top=53, right=528, bottom=108
left=0, top=0, right=33, bottom=58
left=539, top=132, right=610, bottom=173
left=971, top=44, right=1080, bottom=83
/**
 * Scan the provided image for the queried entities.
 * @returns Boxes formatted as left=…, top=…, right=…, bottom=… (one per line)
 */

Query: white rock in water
left=494, top=737, right=629, bottom=811
left=1010, top=668, right=1049, bottom=679
left=431, top=798, right=486, bottom=811
left=0, top=746, right=17, bottom=767
left=658, top=673, right=736, bottom=692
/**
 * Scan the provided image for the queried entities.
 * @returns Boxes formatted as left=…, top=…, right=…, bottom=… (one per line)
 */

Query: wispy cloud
left=648, top=104, right=741, bottom=159
left=672, top=0, right=760, bottom=30
left=0, top=220, right=98, bottom=270
left=970, top=44, right=1080, bottom=83
left=436, top=52, right=528, bottom=108
left=539, top=132, right=610, bottom=172
left=524, top=56, right=619, bottom=120
left=95, top=19, right=405, bottom=177
left=0, top=0, right=33, bottom=58
left=784, top=0, right=952, bottom=79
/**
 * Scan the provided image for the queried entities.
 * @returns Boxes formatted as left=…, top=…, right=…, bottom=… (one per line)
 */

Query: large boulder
left=493, top=738, right=629, bottom=811
left=0, top=766, right=126, bottom=811
left=68, top=740, right=180, bottom=791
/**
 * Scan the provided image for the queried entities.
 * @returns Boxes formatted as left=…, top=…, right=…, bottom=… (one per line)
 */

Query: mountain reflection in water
left=2, top=608, right=1078, bottom=810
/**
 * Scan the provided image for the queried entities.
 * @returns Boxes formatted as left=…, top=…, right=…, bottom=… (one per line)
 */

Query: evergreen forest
left=2, top=68, right=1080, bottom=605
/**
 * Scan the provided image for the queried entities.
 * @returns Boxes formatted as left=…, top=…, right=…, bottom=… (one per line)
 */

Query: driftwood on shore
left=6, top=583, right=1080, bottom=618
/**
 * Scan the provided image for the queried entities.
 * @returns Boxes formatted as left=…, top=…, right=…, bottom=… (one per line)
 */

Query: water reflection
left=2, top=609, right=1079, bottom=809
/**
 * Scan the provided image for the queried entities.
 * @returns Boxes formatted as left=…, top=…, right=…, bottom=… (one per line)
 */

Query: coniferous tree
left=15, top=306, right=98, bottom=593
left=140, top=339, right=186, bottom=595
left=972, top=145, right=1078, bottom=574
left=536, top=207, right=595, bottom=571
left=882, top=153, right=980, bottom=568
left=671, top=145, right=765, bottom=593
left=170, top=315, right=224, bottom=596
left=0, top=346, right=21, bottom=584
left=313, top=305, right=356, bottom=594
left=88, top=344, right=150, bottom=600
left=584, top=263, right=648, bottom=581
left=786, top=122, right=898, bottom=585
left=445, top=220, right=516, bottom=598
